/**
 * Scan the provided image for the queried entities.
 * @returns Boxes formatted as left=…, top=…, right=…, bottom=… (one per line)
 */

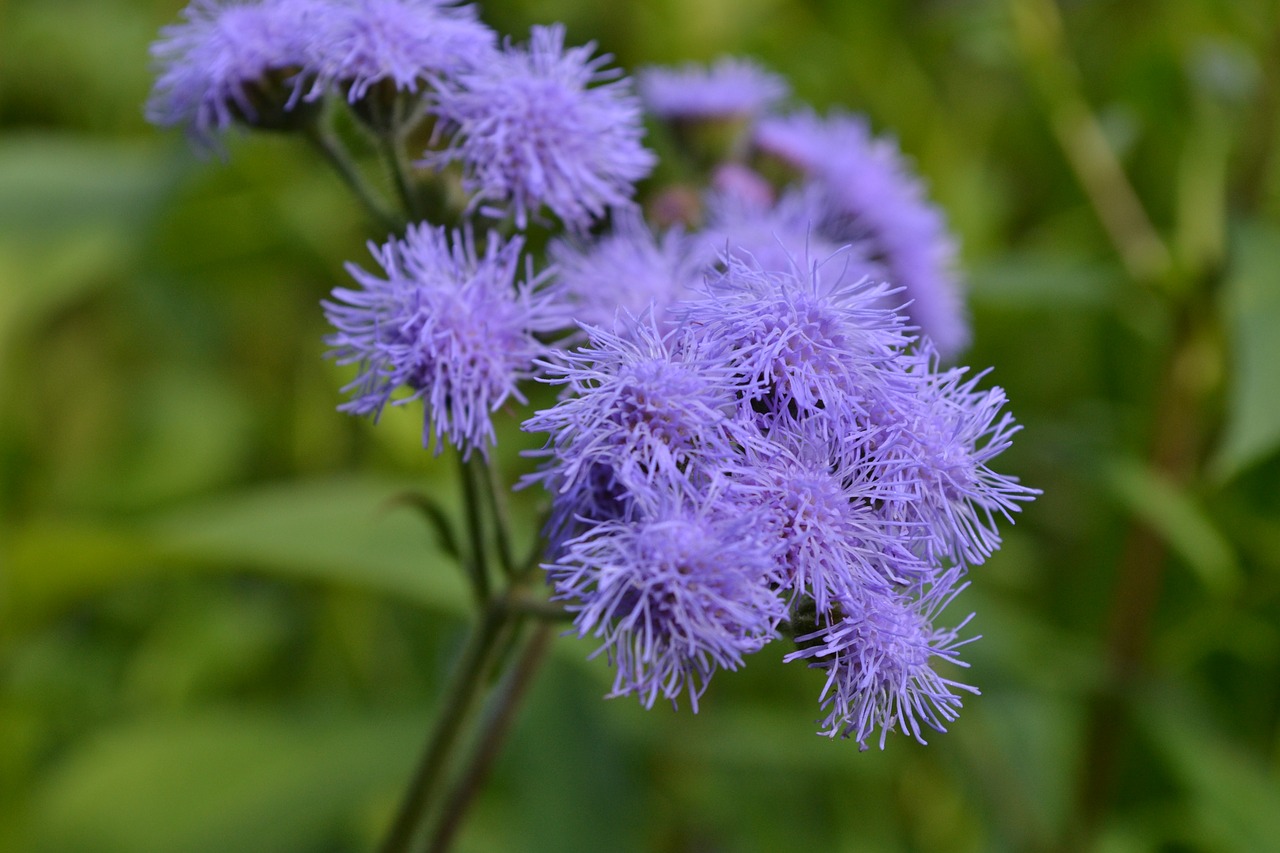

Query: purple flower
left=546, top=492, right=786, bottom=710
left=723, top=430, right=929, bottom=612
left=549, top=211, right=703, bottom=333
left=755, top=111, right=969, bottom=355
left=871, top=346, right=1039, bottom=567
left=308, top=0, right=496, bottom=103
left=700, top=183, right=876, bottom=295
left=785, top=572, right=979, bottom=748
left=709, top=163, right=775, bottom=209
left=324, top=225, right=564, bottom=459
left=426, top=24, right=656, bottom=230
left=523, top=314, right=758, bottom=503
left=684, top=253, right=911, bottom=432
left=147, top=0, right=326, bottom=149
left=638, top=56, right=788, bottom=120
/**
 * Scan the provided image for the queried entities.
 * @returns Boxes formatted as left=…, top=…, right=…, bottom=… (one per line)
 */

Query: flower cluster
left=147, top=2, right=650, bottom=230
left=149, top=3, right=1036, bottom=747
left=527, top=257, right=1035, bottom=744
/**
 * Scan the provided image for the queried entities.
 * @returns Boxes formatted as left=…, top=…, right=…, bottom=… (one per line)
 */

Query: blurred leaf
left=1104, top=457, right=1241, bottom=596
left=1138, top=684, right=1280, bottom=853
left=26, top=709, right=422, bottom=853
left=3, top=477, right=469, bottom=625
left=967, top=252, right=1119, bottom=309
left=0, top=136, right=178, bottom=238
left=384, top=490, right=462, bottom=561
left=59, top=366, right=257, bottom=511
left=149, top=477, right=468, bottom=610
left=1211, top=220, right=1280, bottom=481
left=0, top=137, right=183, bottom=357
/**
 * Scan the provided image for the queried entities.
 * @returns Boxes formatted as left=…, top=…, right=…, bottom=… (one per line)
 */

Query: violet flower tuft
left=324, top=224, right=563, bottom=459
left=427, top=24, right=656, bottom=230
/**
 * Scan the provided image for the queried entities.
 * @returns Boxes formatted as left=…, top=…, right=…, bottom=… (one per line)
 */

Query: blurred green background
left=3, top=0, right=1280, bottom=850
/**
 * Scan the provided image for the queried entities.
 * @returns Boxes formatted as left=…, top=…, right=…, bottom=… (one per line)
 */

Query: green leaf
left=1137, top=684, right=1280, bottom=852
left=383, top=490, right=463, bottom=561
left=966, top=252, right=1120, bottom=309
left=1103, top=457, right=1242, bottom=596
left=0, top=136, right=179, bottom=239
left=1211, top=220, right=1280, bottom=481
left=3, top=477, right=469, bottom=625
left=25, top=710, right=422, bottom=853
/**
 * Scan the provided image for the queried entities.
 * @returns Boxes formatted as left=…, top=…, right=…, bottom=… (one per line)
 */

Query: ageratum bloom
left=549, top=211, right=703, bottom=333
left=785, top=572, right=978, bottom=748
left=699, top=183, right=875, bottom=295
left=324, top=225, right=563, bottom=459
left=638, top=56, right=788, bottom=120
left=546, top=493, right=786, bottom=710
left=755, top=111, right=969, bottom=355
left=147, top=0, right=327, bottom=149
left=523, top=314, right=759, bottom=504
left=685, top=254, right=911, bottom=432
left=722, top=429, right=929, bottom=613
left=871, top=346, right=1039, bottom=567
left=307, top=0, right=496, bottom=103
left=426, top=24, right=656, bottom=230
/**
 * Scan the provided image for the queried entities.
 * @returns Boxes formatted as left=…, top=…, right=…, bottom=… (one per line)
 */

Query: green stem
left=424, top=621, right=557, bottom=853
left=303, top=122, right=400, bottom=233
left=458, top=456, right=491, bottom=605
left=483, top=458, right=517, bottom=579
left=384, top=136, right=422, bottom=222
left=378, top=601, right=510, bottom=853
left=1009, top=0, right=1173, bottom=286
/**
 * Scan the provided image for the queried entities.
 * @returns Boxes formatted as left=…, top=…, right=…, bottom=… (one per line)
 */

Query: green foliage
left=3, top=0, right=1280, bottom=851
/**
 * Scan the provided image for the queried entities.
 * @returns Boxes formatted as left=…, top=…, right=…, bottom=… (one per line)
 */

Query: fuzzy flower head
left=549, top=211, right=703, bottom=334
left=324, top=225, right=563, bottom=459
left=872, top=347, right=1039, bottom=567
left=638, top=56, right=789, bottom=121
left=786, top=575, right=978, bottom=748
left=755, top=111, right=968, bottom=355
left=700, top=182, right=876, bottom=295
left=724, top=433, right=929, bottom=613
left=686, top=254, right=911, bottom=432
left=524, top=314, right=759, bottom=505
left=308, top=0, right=496, bottom=103
left=426, top=24, right=656, bottom=230
left=147, top=0, right=326, bottom=149
left=547, top=495, right=786, bottom=710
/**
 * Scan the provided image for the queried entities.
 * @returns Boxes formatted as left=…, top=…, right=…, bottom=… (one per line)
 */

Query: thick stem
left=424, top=621, right=557, bottom=853
left=379, top=602, right=510, bottom=853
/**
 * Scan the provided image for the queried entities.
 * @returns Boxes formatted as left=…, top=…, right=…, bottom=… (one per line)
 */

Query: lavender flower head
left=785, top=574, right=978, bottom=748
left=722, top=434, right=928, bottom=613
left=549, top=211, right=703, bottom=333
left=546, top=493, right=786, bottom=710
left=523, top=315, right=757, bottom=504
left=699, top=183, right=875, bottom=295
left=872, top=347, right=1039, bottom=567
left=308, top=0, right=496, bottom=102
left=638, top=56, right=789, bottom=120
left=147, top=0, right=326, bottom=149
left=427, top=24, right=656, bottom=230
left=685, top=253, right=911, bottom=432
left=755, top=111, right=969, bottom=355
left=324, top=225, right=563, bottom=459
